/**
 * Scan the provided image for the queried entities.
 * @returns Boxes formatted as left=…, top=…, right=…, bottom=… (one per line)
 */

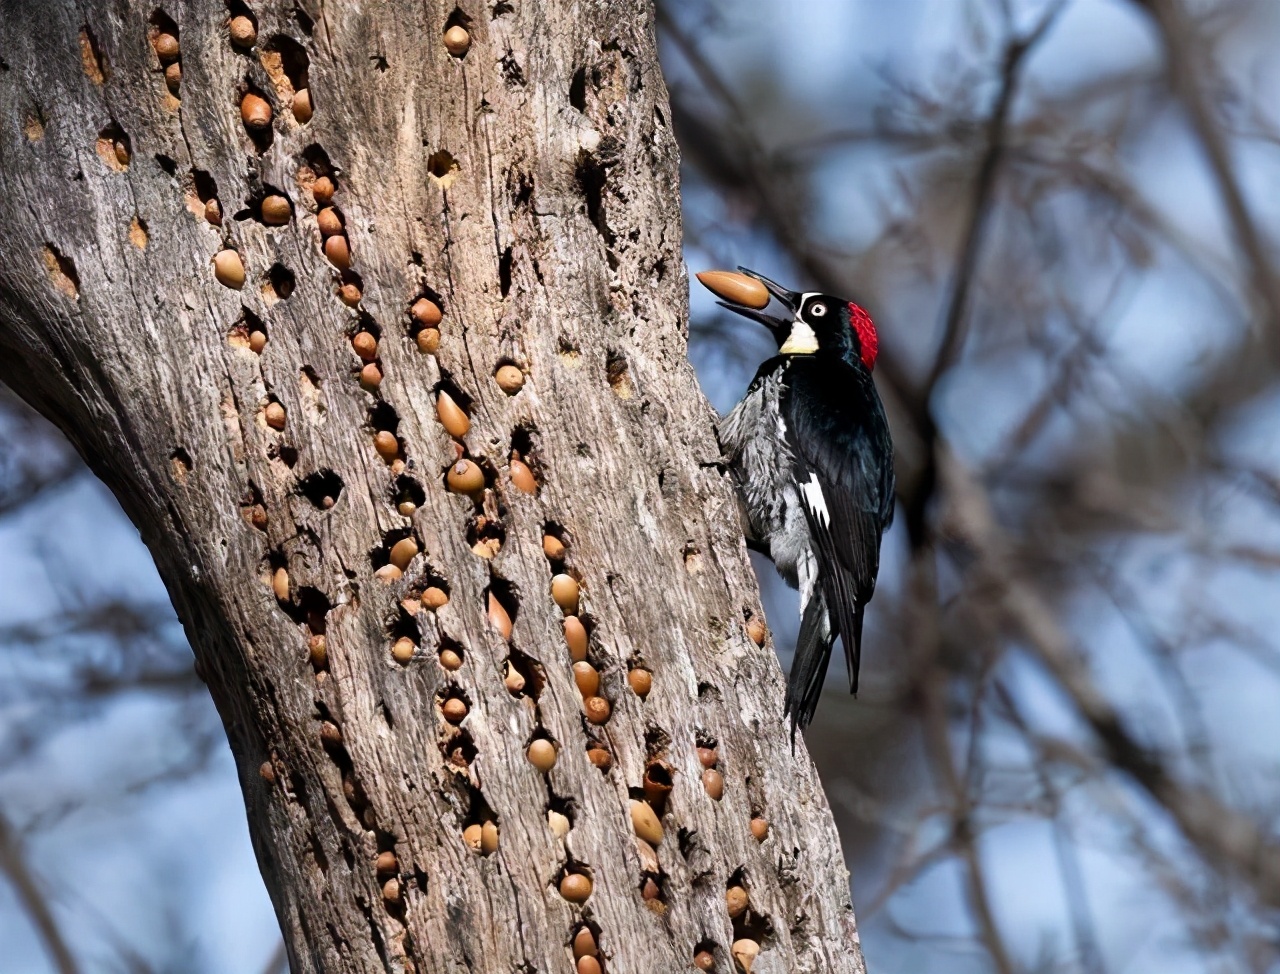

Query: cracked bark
left=0, top=1, right=866, bottom=972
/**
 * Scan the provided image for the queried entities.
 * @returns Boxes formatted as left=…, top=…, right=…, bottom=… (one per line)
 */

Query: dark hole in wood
left=297, top=469, right=343, bottom=510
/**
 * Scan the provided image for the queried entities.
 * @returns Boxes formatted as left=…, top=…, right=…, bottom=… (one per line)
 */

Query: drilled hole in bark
left=499, top=49, right=525, bottom=87
left=697, top=682, right=720, bottom=702
left=497, top=246, right=512, bottom=297
left=148, top=10, right=180, bottom=65
left=485, top=577, right=518, bottom=640
left=260, top=34, right=309, bottom=96
left=297, top=469, right=343, bottom=510
left=240, top=482, right=267, bottom=531
left=227, top=308, right=267, bottom=352
left=426, top=149, right=460, bottom=189
left=392, top=475, right=426, bottom=516
left=605, top=350, right=634, bottom=400
left=184, top=168, right=221, bottom=224
left=461, top=786, right=499, bottom=856
left=437, top=636, right=464, bottom=673
left=504, top=648, right=545, bottom=700
left=128, top=216, right=149, bottom=250
left=79, top=25, right=108, bottom=82
left=569, top=65, right=587, bottom=112
left=292, top=3, right=314, bottom=34
left=370, top=403, right=403, bottom=465
left=95, top=122, right=130, bottom=171
left=281, top=586, right=332, bottom=632
left=585, top=739, right=611, bottom=774
left=371, top=528, right=419, bottom=575
left=169, top=448, right=192, bottom=480
left=269, top=443, right=299, bottom=468
left=42, top=245, right=79, bottom=300
left=248, top=184, right=293, bottom=226
left=693, top=940, right=719, bottom=970
left=441, top=727, right=476, bottom=773
left=262, top=263, right=294, bottom=304
left=467, top=514, right=504, bottom=559
left=575, top=151, right=612, bottom=244
left=155, top=154, right=177, bottom=176
left=645, top=727, right=672, bottom=759
left=642, top=760, right=673, bottom=814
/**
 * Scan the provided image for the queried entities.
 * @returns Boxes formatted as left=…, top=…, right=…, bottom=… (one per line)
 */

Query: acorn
left=438, top=647, right=463, bottom=670
left=695, top=951, right=715, bottom=971
left=213, top=249, right=245, bottom=289
left=423, top=586, right=449, bottom=609
left=725, top=885, right=748, bottom=918
left=240, top=92, right=272, bottom=130
left=494, top=364, right=524, bottom=394
left=441, top=696, right=467, bottom=723
left=247, top=504, right=268, bottom=530
left=292, top=88, right=313, bottom=123
left=572, top=661, right=599, bottom=698
left=509, top=457, right=536, bottom=494
left=443, top=25, right=471, bottom=56
left=487, top=592, right=512, bottom=639
left=548, top=809, right=571, bottom=838
left=389, top=537, right=419, bottom=571
left=750, top=817, right=769, bottom=841
left=463, top=823, right=483, bottom=852
left=702, top=768, right=725, bottom=800
left=204, top=198, right=223, bottom=226
left=261, top=194, right=291, bottom=225
left=628, top=668, right=652, bottom=698
left=635, top=836, right=660, bottom=874
left=572, top=926, right=597, bottom=958
left=264, top=401, right=286, bottom=430
left=542, top=534, right=566, bottom=561
left=271, top=567, right=289, bottom=600
left=411, top=297, right=442, bottom=326
left=577, top=957, right=602, bottom=974
left=446, top=459, right=484, bottom=495
left=563, top=617, right=588, bottom=662
left=163, top=61, right=181, bottom=92
left=308, top=634, right=327, bottom=669
left=551, top=574, right=580, bottom=615
left=359, top=362, right=382, bottom=390
left=397, top=500, right=417, bottom=517
left=249, top=330, right=267, bottom=353
left=320, top=721, right=342, bottom=747
left=559, top=872, right=592, bottom=903
left=338, top=281, right=362, bottom=306
left=731, top=939, right=760, bottom=973
left=416, top=328, right=441, bottom=354
left=503, top=661, right=526, bottom=694
left=374, top=564, right=403, bottom=582
left=642, top=877, right=662, bottom=903
left=583, top=696, right=610, bottom=725
left=229, top=15, right=257, bottom=47
left=746, top=617, right=767, bottom=646
left=373, top=431, right=399, bottom=462
left=435, top=390, right=470, bottom=437
left=317, top=207, right=343, bottom=237
left=382, top=877, right=401, bottom=903
left=375, top=851, right=398, bottom=877
left=526, top=738, right=556, bottom=772
left=152, top=32, right=180, bottom=62
left=312, top=176, right=335, bottom=205
left=696, top=270, right=769, bottom=310
left=697, top=746, right=719, bottom=769
left=481, top=820, right=499, bottom=854
left=324, top=234, right=351, bottom=270
left=586, top=746, right=612, bottom=771
left=259, top=760, right=275, bottom=783
left=392, top=637, right=415, bottom=664
left=629, top=799, right=663, bottom=845
left=114, top=140, right=131, bottom=166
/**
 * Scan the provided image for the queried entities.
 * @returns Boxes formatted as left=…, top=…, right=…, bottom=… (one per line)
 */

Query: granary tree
left=0, top=1, right=866, bottom=971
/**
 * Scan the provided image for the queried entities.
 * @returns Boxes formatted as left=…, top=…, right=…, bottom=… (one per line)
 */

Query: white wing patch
left=800, top=472, right=829, bottom=527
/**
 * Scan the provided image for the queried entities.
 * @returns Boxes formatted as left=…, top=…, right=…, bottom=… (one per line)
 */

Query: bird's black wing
left=783, top=358, right=894, bottom=694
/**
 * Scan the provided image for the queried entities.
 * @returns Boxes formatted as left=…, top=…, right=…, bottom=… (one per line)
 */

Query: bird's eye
left=810, top=303, right=828, bottom=317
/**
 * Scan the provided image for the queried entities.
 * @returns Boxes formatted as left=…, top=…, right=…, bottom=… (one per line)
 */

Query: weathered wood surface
left=0, top=1, right=866, bottom=971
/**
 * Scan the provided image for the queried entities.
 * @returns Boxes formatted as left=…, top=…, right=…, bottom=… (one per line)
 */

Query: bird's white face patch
left=780, top=320, right=819, bottom=355
left=800, top=473, right=829, bottom=527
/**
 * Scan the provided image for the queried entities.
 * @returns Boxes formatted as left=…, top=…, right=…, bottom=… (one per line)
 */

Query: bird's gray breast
left=718, top=369, right=811, bottom=590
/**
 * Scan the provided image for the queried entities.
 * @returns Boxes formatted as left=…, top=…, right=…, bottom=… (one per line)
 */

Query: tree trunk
left=0, top=1, right=865, bottom=971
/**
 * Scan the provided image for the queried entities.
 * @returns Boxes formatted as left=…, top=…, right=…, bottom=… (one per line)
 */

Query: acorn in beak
left=697, top=267, right=801, bottom=339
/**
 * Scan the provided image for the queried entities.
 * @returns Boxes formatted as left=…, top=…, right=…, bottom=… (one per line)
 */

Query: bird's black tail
left=784, top=592, right=836, bottom=742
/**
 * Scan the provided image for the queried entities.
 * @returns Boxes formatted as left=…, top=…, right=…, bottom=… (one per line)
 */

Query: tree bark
left=0, top=1, right=866, bottom=972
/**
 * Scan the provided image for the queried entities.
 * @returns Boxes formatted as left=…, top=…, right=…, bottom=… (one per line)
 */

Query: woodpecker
left=709, top=268, right=894, bottom=735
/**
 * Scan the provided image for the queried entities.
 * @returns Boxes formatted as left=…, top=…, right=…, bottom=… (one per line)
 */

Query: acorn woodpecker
left=709, top=268, right=894, bottom=734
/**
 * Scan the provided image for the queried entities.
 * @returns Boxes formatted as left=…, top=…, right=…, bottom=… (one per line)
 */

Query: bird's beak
left=713, top=267, right=802, bottom=337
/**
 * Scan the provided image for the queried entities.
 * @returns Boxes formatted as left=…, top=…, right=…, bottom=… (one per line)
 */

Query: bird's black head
left=706, top=267, right=879, bottom=371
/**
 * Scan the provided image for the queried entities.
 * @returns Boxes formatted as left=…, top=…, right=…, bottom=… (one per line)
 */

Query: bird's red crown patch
left=848, top=303, right=878, bottom=370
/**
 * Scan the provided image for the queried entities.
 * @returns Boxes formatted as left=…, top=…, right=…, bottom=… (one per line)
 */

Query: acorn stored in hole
left=249, top=330, right=267, bottom=353
left=359, top=361, right=381, bottom=389
left=292, top=88, right=313, bottom=123
left=213, top=249, right=245, bottom=289
left=731, top=939, right=760, bottom=973
left=435, top=390, right=470, bottom=437
left=375, top=851, right=398, bottom=877
left=338, top=282, right=362, bottom=306
left=264, top=401, right=286, bottom=430
left=564, top=616, right=588, bottom=662
left=526, top=738, right=556, bottom=772
left=373, top=431, right=399, bottom=462
left=438, top=647, right=462, bottom=670
left=746, top=617, right=767, bottom=646
left=374, top=564, right=403, bottom=582
left=411, top=297, right=442, bottom=326
left=509, top=457, right=536, bottom=494
left=494, top=364, right=524, bottom=393
left=572, top=661, right=599, bottom=698
left=695, top=951, right=716, bottom=971
left=389, top=537, right=419, bottom=571
left=271, top=567, right=289, bottom=600
left=481, top=820, right=499, bottom=854
left=725, top=885, right=748, bottom=918
left=542, top=534, right=566, bottom=561
left=696, top=270, right=769, bottom=310
left=312, top=176, right=334, bottom=205
left=317, top=207, right=343, bottom=237
left=259, top=760, right=274, bottom=782
left=559, top=872, right=592, bottom=903
left=572, top=927, right=597, bottom=959
left=320, top=721, right=342, bottom=747
left=260, top=195, right=291, bottom=225
left=750, top=817, right=769, bottom=841
left=416, top=328, right=440, bottom=354
left=204, top=199, right=223, bottom=226
left=441, top=696, right=467, bottom=724
left=462, top=823, right=482, bottom=851
left=443, top=25, right=471, bottom=56
left=503, top=660, right=526, bottom=694
left=551, top=574, right=580, bottom=615
left=577, top=958, right=601, bottom=974
left=308, top=634, right=327, bottom=669
left=397, top=500, right=417, bottom=517
left=164, top=61, right=181, bottom=93
left=628, top=668, right=652, bottom=697
left=629, top=799, right=663, bottom=845
left=487, top=592, right=512, bottom=639
left=697, top=746, right=719, bottom=769
left=240, top=92, right=272, bottom=130
left=583, top=695, right=610, bottom=725
left=324, top=234, right=351, bottom=270
left=392, top=637, right=415, bottom=664
left=352, top=331, right=377, bottom=360
left=446, top=459, right=484, bottom=495
left=423, top=586, right=449, bottom=609
left=152, top=32, right=179, bottom=62
left=702, top=768, right=725, bottom=800
left=586, top=746, right=612, bottom=771
left=548, top=809, right=571, bottom=838
left=229, top=15, right=257, bottom=48
left=381, top=877, right=401, bottom=903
